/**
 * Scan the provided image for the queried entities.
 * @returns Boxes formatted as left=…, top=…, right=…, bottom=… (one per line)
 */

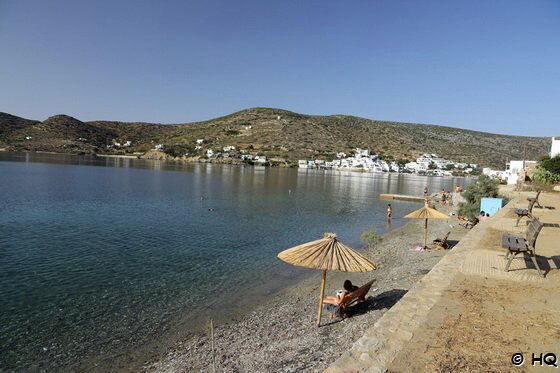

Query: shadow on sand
left=349, top=288, right=408, bottom=317
left=322, top=289, right=408, bottom=326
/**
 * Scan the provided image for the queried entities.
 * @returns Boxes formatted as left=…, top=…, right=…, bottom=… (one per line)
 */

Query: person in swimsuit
left=387, top=204, right=392, bottom=222
left=323, top=280, right=358, bottom=306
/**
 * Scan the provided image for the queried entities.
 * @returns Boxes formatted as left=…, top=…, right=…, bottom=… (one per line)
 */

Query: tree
left=539, top=155, right=560, bottom=175
left=397, top=159, right=410, bottom=167
left=457, top=175, right=500, bottom=220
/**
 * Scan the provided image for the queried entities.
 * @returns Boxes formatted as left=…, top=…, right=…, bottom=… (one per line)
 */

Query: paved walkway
left=325, top=188, right=560, bottom=373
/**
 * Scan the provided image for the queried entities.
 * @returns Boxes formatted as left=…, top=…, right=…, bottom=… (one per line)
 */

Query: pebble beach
left=143, top=213, right=467, bottom=373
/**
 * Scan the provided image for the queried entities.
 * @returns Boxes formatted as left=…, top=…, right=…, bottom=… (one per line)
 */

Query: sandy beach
left=142, top=207, right=468, bottom=373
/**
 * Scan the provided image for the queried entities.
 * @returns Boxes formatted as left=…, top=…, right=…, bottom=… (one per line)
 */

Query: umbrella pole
left=317, top=270, right=327, bottom=327
left=424, top=218, right=428, bottom=248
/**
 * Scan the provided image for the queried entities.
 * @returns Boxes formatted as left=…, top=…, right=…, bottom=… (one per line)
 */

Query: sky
left=1, top=0, right=559, bottom=136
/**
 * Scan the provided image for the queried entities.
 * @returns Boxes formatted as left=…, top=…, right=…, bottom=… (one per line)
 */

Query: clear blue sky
left=1, top=0, right=559, bottom=136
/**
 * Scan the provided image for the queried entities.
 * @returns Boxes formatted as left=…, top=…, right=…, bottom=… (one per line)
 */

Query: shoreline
left=140, top=209, right=467, bottom=373
left=0, top=152, right=474, bottom=372
left=0, top=151, right=477, bottom=179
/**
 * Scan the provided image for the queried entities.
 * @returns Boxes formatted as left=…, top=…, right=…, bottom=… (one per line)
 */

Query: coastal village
left=110, top=136, right=481, bottom=176
left=104, top=137, right=560, bottom=188
left=297, top=149, right=478, bottom=175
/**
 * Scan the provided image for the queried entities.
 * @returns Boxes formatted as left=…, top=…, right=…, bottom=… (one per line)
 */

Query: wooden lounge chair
left=459, top=216, right=478, bottom=229
left=514, top=199, right=536, bottom=227
left=339, top=279, right=376, bottom=318
left=325, top=280, right=376, bottom=319
left=527, top=191, right=542, bottom=209
left=501, top=218, right=544, bottom=277
left=433, top=232, right=450, bottom=250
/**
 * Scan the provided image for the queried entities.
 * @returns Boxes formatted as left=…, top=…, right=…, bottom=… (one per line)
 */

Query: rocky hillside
left=0, top=108, right=550, bottom=168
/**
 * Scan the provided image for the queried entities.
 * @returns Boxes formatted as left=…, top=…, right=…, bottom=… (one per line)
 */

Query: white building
left=155, top=144, right=164, bottom=150
left=206, top=149, right=214, bottom=157
left=223, top=145, right=235, bottom=152
left=355, top=148, right=370, bottom=157
left=196, top=139, right=204, bottom=144
left=551, top=137, right=560, bottom=158
left=505, top=160, right=537, bottom=185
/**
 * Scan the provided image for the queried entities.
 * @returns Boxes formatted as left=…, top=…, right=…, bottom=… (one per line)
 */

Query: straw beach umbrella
left=403, top=200, right=449, bottom=249
left=277, top=233, right=376, bottom=326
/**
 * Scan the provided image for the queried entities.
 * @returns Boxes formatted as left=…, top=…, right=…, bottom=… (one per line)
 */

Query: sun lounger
left=459, top=216, right=478, bottom=229
left=433, top=232, right=450, bottom=250
left=325, top=279, right=376, bottom=319
left=514, top=199, right=536, bottom=227
left=501, top=218, right=544, bottom=277
left=527, top=191, right=542, bottom=209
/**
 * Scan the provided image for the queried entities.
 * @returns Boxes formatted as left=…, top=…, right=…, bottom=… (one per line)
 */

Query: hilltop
left=0, top=108, right=550, bottom=168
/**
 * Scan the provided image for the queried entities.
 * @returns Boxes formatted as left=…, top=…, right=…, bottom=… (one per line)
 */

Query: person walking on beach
left=441, top=189, right=447, bottom=206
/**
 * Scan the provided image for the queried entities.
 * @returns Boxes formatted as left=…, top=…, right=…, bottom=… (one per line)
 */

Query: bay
left=0, top=152, right=471, bottom=372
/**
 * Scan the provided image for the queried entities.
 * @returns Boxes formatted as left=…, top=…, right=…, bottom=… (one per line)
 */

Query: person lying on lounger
left=323, top=280, right=364, bottom=319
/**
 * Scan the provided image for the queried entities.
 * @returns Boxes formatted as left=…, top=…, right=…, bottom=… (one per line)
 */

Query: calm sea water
left=0, top=152, right=471, bottom=372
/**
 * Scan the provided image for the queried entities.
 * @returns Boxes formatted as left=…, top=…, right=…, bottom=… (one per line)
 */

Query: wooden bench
left=514, top=199, right=536, bottom=227
left=527, top=190, right=542, bottom=209
left=501, top=218, right=544, bottom=277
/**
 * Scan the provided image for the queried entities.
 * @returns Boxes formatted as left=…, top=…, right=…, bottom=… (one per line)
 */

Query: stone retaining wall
left=324, top=202, right=513, bottom=373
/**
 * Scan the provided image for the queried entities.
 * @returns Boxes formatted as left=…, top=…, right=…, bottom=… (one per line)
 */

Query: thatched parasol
left=277, top=233, right=376, bottom=326
left=404, top=200, right=449, bottom=248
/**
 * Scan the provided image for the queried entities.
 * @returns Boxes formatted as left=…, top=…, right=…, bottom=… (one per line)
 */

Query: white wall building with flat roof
left=505, top=160, right=537, bottom=185
left=551, top=137, right=560, bottom=158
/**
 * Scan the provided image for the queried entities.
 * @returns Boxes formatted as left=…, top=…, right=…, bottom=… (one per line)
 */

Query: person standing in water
left=423, top=186, right=429, bottom=198
left=386, top=204, right=393, bottom=222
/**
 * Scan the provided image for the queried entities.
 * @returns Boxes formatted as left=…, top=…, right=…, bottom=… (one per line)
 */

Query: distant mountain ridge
left=0, top=108, right=550, bottom=168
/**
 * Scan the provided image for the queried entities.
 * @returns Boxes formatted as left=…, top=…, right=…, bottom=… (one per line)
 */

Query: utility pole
left=523, top=143, right=527, bottom=170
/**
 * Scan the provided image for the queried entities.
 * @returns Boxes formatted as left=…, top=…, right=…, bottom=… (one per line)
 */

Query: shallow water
left=0, top=152, right=470, bottom=371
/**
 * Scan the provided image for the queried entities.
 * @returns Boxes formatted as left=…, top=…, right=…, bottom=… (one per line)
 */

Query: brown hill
left=0, top=108, right=550, bottom=168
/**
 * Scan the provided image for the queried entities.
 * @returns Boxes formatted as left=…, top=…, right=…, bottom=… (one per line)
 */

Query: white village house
left=551, top=136, right=560, bottom=158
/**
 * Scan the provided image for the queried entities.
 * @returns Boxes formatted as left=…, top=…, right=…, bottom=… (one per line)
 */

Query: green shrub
left=361, top=227, right=383, bottom=248
left=163, top=144, right=192, bottom=158
left=533, top=168, right=560, bottom=184
left=457, top=175, right=499, bottom=220
left=539, top=155, right=560, bottom=175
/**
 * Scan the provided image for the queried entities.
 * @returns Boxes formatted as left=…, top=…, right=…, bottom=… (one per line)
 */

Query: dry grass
left=390, top=275, right=560, bottom=373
